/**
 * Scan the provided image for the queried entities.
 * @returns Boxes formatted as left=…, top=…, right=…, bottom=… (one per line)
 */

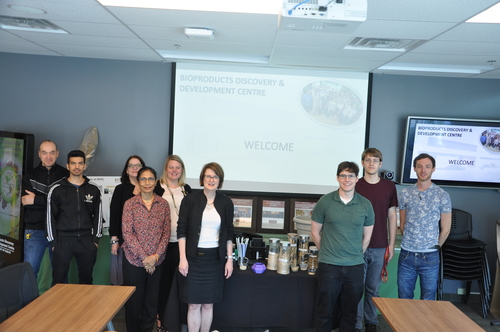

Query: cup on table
left=238, top=256, right=249, bottom=270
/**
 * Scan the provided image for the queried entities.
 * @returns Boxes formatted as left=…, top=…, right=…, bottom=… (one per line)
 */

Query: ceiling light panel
left=0, top=16, right=68, bottom=34
left=378, top=62, right=494, bottom=74
left=467, top=2, right=500, bottom=23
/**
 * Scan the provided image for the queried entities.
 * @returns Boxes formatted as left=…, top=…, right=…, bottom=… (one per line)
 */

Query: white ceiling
left=1, top=0, right=500, bottom=78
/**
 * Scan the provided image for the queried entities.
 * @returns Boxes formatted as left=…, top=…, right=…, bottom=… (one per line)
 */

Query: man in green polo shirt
left=311, top=161, right=374, bottom=332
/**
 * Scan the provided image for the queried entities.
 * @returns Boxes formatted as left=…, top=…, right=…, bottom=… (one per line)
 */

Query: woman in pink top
left=122, top=166, right=171, bottom=332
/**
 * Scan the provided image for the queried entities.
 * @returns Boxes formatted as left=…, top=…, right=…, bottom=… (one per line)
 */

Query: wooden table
left=0, top=284, right=135, bottom=332
left=372, top=297, right=484, bottom=332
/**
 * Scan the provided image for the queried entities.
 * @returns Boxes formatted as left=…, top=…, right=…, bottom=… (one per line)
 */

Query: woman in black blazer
left=177, top=162, right=234, bottom=332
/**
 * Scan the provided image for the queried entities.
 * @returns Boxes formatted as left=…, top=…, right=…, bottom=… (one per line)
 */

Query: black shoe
left=355, top=329, right=363, bottom=332
left=365, top=323, right=379, bottom=332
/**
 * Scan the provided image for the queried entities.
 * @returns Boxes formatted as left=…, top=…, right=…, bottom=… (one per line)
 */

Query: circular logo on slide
left=300, top=80, right=364, bottom=127
left=0, top=166, right=18, bottom=203
left=479, top=129, right=500, bottom=153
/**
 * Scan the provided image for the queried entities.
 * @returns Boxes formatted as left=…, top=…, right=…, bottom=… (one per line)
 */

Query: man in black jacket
left=47, top=150, right=102, bottom=285
left=21, top=140, right=68, bottom=280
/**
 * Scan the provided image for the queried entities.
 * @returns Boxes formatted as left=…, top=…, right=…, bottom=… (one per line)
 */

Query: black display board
left=0, top=131, right=34, bottom=267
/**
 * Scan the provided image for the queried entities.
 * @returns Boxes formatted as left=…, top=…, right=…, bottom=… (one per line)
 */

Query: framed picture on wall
left=230, top=197, right=257, bottom=232
left=257, top=198, right=289, bottom=233
left=289, top=198, right=317, bottom=233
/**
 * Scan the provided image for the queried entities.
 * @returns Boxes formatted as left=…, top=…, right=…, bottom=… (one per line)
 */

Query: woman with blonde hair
left=155, top=155, right=191, bottom=331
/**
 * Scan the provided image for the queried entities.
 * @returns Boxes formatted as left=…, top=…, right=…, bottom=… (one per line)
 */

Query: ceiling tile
left=0, top=0, right=499, bottom=77
left=353, top=20, right=456, bottom=40
left=365, top=0, right=499, bottom=22
left=107, top=7, right=278, bottom=30
left=436, top=22, right=500, bottom=42
left=412, top=40, right=500, bottom=55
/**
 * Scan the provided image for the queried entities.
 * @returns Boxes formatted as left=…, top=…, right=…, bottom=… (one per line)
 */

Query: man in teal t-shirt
left=311, top=161, right=374, bottom=332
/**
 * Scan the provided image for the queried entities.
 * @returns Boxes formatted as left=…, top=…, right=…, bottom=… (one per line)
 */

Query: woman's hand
left=145, top=265, right=156, bottom=275
left=142, top=254, right=157, bottom=270
left=179, top=257, right=189, bottom=277
left=111, top=242, right=119, bottom=255
left=224, top=259, right=233, bottom=279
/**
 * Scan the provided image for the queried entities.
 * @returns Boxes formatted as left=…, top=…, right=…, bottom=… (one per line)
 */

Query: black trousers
left=123, top=257, right=164, bottom=332
left=52, top=234, right=97, bottom=285
left=315, top=262, right=364, bottom=332
left=158, top=241, right=179, bottom=325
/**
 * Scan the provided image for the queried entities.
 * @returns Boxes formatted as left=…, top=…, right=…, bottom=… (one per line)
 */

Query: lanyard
left=165, top=184, right=186, bottom=216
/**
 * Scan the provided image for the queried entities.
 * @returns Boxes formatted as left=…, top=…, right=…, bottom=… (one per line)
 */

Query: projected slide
left=172, top=63, right=369, bottom=194
left=409, top=123, right=500, bottom=183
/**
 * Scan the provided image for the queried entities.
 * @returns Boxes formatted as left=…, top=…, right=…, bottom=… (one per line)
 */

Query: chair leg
left=463, top=281, right=472, bottom=303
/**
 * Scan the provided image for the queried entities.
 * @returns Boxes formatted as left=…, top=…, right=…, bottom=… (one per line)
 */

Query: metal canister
left=267, top=238, right=280, bottom=270
left=298, top=234, right=310, bottom=271
left=307, top=246, right=318, bottom=275
left=277, top=241, right=291, bottom=275
left=287, top=233, right=299, bottom=272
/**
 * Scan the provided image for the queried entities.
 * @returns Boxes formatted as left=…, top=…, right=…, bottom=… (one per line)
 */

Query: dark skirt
left=178, top=247, right=225, bottom=304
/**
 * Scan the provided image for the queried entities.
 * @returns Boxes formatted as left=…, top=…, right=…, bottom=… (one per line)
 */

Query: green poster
left=0, top=137, right=24, bottom=242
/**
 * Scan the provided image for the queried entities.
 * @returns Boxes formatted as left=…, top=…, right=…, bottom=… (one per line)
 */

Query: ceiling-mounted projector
left=184, top=28, right=214, bottom=40
left=279, top=0, right=367, bottom=33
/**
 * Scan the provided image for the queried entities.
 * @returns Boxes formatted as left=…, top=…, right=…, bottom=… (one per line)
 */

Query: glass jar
left=287, top=233, right=299, bottom=272
left=298, top=234, right=310, bottom=271
left=277, top=241, right=291, bottom=275
left=307, top=246, right=318, bottom=275
left=267, top=238, right=280, bottom=271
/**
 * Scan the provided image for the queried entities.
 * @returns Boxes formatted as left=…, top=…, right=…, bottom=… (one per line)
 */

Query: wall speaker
left=381, top=170, right=395, bottom=181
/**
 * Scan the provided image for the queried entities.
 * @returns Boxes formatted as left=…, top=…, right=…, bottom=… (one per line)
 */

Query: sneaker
left=365, top=323, right=379, bottom=332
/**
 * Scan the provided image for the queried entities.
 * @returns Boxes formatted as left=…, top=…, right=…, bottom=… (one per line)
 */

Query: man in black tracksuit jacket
left=21, top=140, right=68, bottom=279
left=46, top=150, right=102, bottom=285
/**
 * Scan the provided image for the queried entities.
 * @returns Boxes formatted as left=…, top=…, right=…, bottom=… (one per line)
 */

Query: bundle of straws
left=236, top=237, right=249, bottom=260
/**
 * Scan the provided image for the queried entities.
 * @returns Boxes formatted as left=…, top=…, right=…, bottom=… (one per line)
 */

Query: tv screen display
left=171, top=63, right=370, bottom=195
left=400, top=116, right=500, bottom=189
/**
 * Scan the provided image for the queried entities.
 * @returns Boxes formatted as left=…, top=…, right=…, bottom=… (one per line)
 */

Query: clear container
left=277, top=241, right=291, bottom=275
left=307, top=246, right=318, bottom=275
left=298, top=234, right=310, bottom=271
left=287, top=233, right=299, bottom=272
left=267, top=238, right=280, bottom=271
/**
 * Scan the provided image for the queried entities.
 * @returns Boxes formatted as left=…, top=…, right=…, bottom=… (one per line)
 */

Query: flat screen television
left=400, top=116, right=500, bottom=190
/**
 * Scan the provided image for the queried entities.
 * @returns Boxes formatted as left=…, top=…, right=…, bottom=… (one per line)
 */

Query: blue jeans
left=315, top=262, right=364, bottom=332
left=23, top=229, right=52, bottom=279
left=397, top=249, right=439, bottom=300
left=356, top=248, right=385, bottom=329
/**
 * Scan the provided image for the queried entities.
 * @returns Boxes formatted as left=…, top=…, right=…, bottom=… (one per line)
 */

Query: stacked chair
left=438, top=208, right=491, bottom=319
left=489, top=220, right=500, bottom=325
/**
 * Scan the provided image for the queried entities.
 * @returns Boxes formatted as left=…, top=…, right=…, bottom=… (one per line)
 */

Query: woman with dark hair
left=122, top=166, right=171, bottom=332
left=155, top=155, right=192, bottom=331
left=109, top=155, right=146, bottom=285
left=177, top=162, right=234, bottom=332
